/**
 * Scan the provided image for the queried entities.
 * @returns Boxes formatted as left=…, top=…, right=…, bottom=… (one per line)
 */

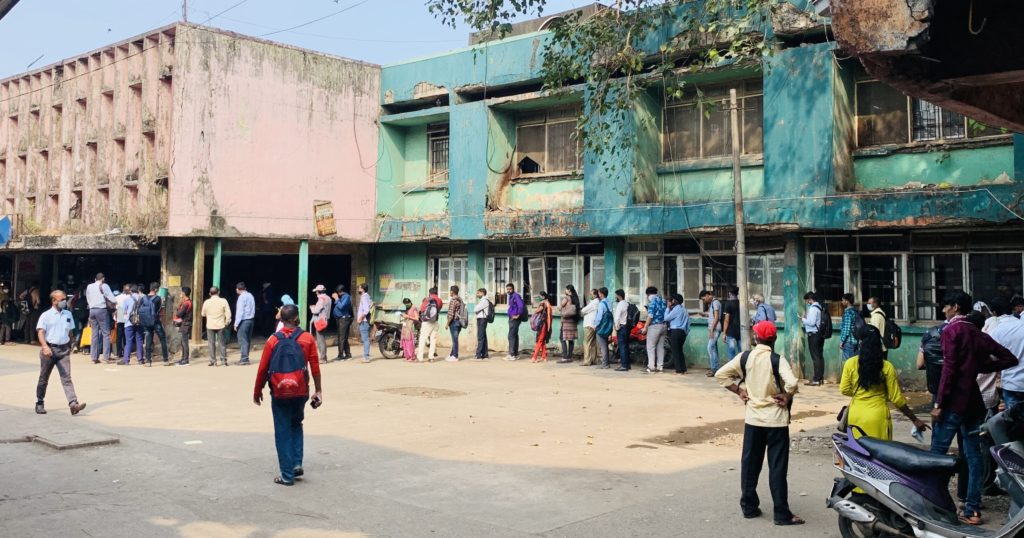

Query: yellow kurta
left=840, top=357, right=907, bottom=440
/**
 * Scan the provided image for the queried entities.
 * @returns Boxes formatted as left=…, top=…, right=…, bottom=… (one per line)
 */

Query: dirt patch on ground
left=646, top=410, right=829, bottom=448
left=376, top=386, right=468, bottom=399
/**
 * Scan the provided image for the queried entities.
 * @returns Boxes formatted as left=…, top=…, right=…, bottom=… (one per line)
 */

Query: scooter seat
left=858, top=437, right=959, bottom=474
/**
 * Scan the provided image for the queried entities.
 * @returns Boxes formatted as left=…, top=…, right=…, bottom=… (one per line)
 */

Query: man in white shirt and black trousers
left=800, top=292, right=826, bottom=386
left=474, top=288, right=491, bottom=360
left=716, top=321, right=803, bottom=526
left=35, top=290, right=86, bottom=416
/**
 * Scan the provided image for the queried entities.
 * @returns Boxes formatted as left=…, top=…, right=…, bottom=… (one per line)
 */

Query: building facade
left=0, top=23, right=379, bottom=339
left=373, top=12, right=1024, bottom=381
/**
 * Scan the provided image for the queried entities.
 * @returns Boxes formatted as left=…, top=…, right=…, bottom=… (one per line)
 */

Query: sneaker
left=208, top=362, right=216, bottom=367
left=177, top=361, right=190, bottom=366
left=35, top=403, right=46, bottom=414
left=503, top=355, right=515, bottom=361
left=614, top=367, right=630, bottom=372
left=643, top=368, right=653, bottom=374
left=362, top=358, right=371, bottom=363
left=70, top=402, right=87, bottom=415
left=238, top=361, right=251, bottom=366
left=445, top=356, right=459, bottom=362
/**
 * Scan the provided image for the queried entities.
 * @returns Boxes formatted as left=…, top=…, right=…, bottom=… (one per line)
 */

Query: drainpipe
left=298, top=240, right=309, bottom=329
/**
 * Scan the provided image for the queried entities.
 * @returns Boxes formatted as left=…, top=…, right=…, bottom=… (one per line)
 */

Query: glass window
left=429, top=257, right=468, bottom=297
left=556, top=256, right=577, bottom=297
left=914, top=254, right=964, bottom=320
left=856, top=81, right=908, bottom=147
left=702, top=256, right=737, bottom=301
left=515, top=106, right=581, bottom=176
left=584, top=256, right=605, bottom=294
left=813, top=254, right=845, bottom=306
left=663, top=80, right=763, bottom=162
left=625, top=256, right=643, bottom=304
left=970, top=253, right=1023, bottom=303
left=681, top=256, right=701, bottom=312
left=861, top=255, right=904, bottom=319
left=427, top=124, right=450, bottom=182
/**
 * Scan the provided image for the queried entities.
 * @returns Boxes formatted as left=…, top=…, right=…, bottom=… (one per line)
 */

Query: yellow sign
left=356, top=276, right=366, bottom=287
left=167, top=275, right=181, bottom=287
left=379, top=274, right=393, bottom=291
left=313, top=201, right=337, bottom=237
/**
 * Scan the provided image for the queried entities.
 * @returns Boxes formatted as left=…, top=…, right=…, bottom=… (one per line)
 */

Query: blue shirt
left=37, top=307, right=75, bottom=345
left=751, top=302, right=777, bottom=325
left=236, top=291, right=256, bottom=325
left=647, top=295, right=666, bottom=324
left=665, top=304, right=690, bottom=331
left=122, top=294, right=143, bottom=327
left=85, top=281, right=116, bottom=309
left=597, top=298, right=611, bottom=317
left=357, top=293, right=372, bottom=321
left=333, top=292, right=353, bottom=318
left=802, top=302, right=822, bottom=334
left=507, top=292, right=525, bottom=319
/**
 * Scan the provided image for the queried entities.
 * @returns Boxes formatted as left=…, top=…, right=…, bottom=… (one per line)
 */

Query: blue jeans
left=123, top=324, right=146, bottom=364
left=271, top=397, right=307, bottom=483
left=931, top=411, right=984, bottom=515
left=358, top=321, right=371, bottom=359
left=1005, top=389, right=1024, bottom=412
left=449, top=320, right=462, bottom=358
left=726, top=336, right=739, bottom=361
left=841, top=341, right=858, bottom=362
left=236, top=319, right=254, bottom=363
left=617, top=326, right=631, bottom=369
left=707, top=330, right=721, bottom=372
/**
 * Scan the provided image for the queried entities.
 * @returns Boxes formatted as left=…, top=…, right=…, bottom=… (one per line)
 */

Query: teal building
left=372, top=9, right=1024, bottom=381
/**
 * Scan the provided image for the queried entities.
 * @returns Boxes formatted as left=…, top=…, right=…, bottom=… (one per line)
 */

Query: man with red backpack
left=253, top=304, right=322, bottom=486
left=417, top=287, right=444, bottom=362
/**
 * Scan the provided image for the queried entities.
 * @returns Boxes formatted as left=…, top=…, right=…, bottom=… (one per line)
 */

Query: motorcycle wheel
left=378, top=332, right=402, bottom=360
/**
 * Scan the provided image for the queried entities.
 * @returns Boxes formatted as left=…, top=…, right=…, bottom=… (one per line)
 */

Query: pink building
left=0, top=23, right=380, bottom=338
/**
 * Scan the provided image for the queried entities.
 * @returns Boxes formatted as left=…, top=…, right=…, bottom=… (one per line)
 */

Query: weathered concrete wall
left=170, top=24, right=379, bottom=241
left=0, top=26, right=176, bottom=239
left=854, top=146, right=1015, bottom=190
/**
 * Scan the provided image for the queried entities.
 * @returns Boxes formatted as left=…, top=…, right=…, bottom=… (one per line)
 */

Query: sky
left=0, top=0, right=585, bottom=78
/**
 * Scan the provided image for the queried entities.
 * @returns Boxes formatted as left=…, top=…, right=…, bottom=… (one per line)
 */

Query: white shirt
left=115, top=293, right=129, bottom=323
left=474, top=296, right=491, bottom=319
left=614, top=300, right=629, bottom=329
left=989, top=315, right=1024, bottom=392
left=581, top=298, right=600, bottom=328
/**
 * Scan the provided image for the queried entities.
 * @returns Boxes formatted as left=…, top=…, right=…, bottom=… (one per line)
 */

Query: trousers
left=335, top=317, right=353, bottom=358
left=36, top=344, right=78, bottom=406
left=271, top=397, right=307, bottom=483
left=645, top=322, right=667, bottom=370
left=740, top=424, right=794, bottom=523
left=89, top=308, right=112, bottom=361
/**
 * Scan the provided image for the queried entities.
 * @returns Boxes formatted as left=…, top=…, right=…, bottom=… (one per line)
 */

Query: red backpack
left=268, top=329, right=309, bottom=399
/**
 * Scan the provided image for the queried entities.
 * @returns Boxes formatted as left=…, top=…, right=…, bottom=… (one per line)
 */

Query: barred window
left=427, top=123, right=449, bottom=182
left=662, top=80, right=763, bottom=162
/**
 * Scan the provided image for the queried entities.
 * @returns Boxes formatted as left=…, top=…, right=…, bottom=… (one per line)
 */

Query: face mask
left=57, top=300, right=68, bottom=310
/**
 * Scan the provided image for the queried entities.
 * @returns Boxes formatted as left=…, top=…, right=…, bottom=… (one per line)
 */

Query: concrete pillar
left=603, top=237, right=625, bottom=293
left=212, top=239, right=223, bottom=291
left=191, top=238, right=206, bottom=343
left=298, top=240, right=309, bottom=328
left=782, top=234, right=807, bottom=379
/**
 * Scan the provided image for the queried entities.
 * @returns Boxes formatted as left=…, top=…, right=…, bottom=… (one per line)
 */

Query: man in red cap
left=715, top=320, right=803, bottom=526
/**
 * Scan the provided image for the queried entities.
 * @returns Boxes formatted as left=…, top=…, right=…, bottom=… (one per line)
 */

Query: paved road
left=0, top=342, right=869, bottom=537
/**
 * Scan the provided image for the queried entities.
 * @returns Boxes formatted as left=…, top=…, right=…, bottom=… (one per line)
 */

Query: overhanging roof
left=0, top=0, right=20, bottom=21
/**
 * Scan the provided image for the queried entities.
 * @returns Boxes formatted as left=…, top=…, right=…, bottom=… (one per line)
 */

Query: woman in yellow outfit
left=840, top=324, right=928, bottom=440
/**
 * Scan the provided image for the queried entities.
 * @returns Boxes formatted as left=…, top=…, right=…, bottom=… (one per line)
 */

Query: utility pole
left=182, top=0, right=188, bottom=22
left=730, top=88, right=751, bottom=351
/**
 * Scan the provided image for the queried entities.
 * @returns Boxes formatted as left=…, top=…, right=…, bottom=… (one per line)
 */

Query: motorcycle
left=828, top=408, right=1024, bottom=538
left=373, top=308, right=415, bottom=360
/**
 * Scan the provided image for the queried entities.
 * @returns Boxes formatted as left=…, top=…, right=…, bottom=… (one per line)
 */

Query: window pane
left=940, top=108, right=966, bottom=140
left=813, top=254, right=845, bottom=305
left=664, top=256, right=679, bottom=296
left=911, top=99, right=940, bottom=142
left=970, top=253, right=1023, bottom=303
left=646, top=256, right=663, bottom=296
left=747, top=256, right=766, bottom=303
left=557, top=256, right=576, bottom=297
left=968, top=118, right=1003, bottom=138
left=914, top=254, right=963, bottom=321
left=682, top=256, right=701, bottom=311
left=492, top=257, right=510, bottom=305
left=546, top=121, right=578, bottom=173
left=702, top=100, right=730, bottom=158
left=742, top=95, right=763, bottom=155
left=625, top=257, right=643, bottom=304
left=429, top=135, right=449, bottom=180
left=856, top=81, right=908, bottom=146
left=516, top=124, right=546, bottom=174
left=438, top=258, right=451, bottom=292
left=527, top=257, right=546, bottom=301
left=861, top=255, right=903, bottom=319
left=664, top=105, right=700, bottom=161
left=702, top=256, right=736, bottom=300
left=588, top=256, right=605, bottom=293
left=768, top=256, right=784, bottom=318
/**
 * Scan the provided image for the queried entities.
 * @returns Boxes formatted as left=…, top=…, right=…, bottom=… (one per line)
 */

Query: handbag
left=313, top=317, right=328, bottom=332
left=836, top=405, right=850, bottom=433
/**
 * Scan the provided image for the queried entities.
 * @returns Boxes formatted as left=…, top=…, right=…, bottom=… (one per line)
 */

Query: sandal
left=774, top=516, right=805, bottom=526
left=273, top=477, right=294, bottom=486
left=959, top=511, right=982, bottom=526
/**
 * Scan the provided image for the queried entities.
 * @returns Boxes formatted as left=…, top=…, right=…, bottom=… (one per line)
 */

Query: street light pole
left=730, top=88, right=751, bottom=351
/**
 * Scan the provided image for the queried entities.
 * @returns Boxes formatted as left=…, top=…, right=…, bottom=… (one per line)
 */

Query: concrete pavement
left=0, top=342, right=882, bottom=537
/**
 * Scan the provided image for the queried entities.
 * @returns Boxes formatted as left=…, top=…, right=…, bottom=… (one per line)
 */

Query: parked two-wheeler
left=828, top=408, right=1024, bottom=537
left=373, top=308, right=417, bottom=360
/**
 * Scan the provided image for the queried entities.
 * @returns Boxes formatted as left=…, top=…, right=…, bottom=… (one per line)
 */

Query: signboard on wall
left=313, top=201, right=337, bottom=237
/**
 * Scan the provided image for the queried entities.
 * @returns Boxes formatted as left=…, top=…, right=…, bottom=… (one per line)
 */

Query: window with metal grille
left=427, top=123, right=449, bottom=182
left=514, top=106, right=581, bottom=177
left=855, top=80, right=1003, bottom=147
left=662, top=80, right=763, bottom=162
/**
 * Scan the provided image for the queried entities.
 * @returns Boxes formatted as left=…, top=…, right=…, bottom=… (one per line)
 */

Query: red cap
left=752, top=320, right=777, bottom=341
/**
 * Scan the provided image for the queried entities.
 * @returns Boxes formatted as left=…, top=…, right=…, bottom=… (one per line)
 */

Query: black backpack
left=882, top=313, right=902, bottom=349
left=739, top=350, right=792, bottom=412
left=626, top=303, right=640, bottom=330
left=814, top=304, right=833, bottom=339
left=920, top=324, right=945, bottom=394
left=420, top=299, right=439, bottom=323
left=486, top=300, right=495, bottom=324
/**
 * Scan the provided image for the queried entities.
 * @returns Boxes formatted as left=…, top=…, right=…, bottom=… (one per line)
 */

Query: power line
left=258, top=0, right=374, bottom=38
left=198, top=0, right=252, bottom=25
left=215, top=14, right=464, bottom=43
